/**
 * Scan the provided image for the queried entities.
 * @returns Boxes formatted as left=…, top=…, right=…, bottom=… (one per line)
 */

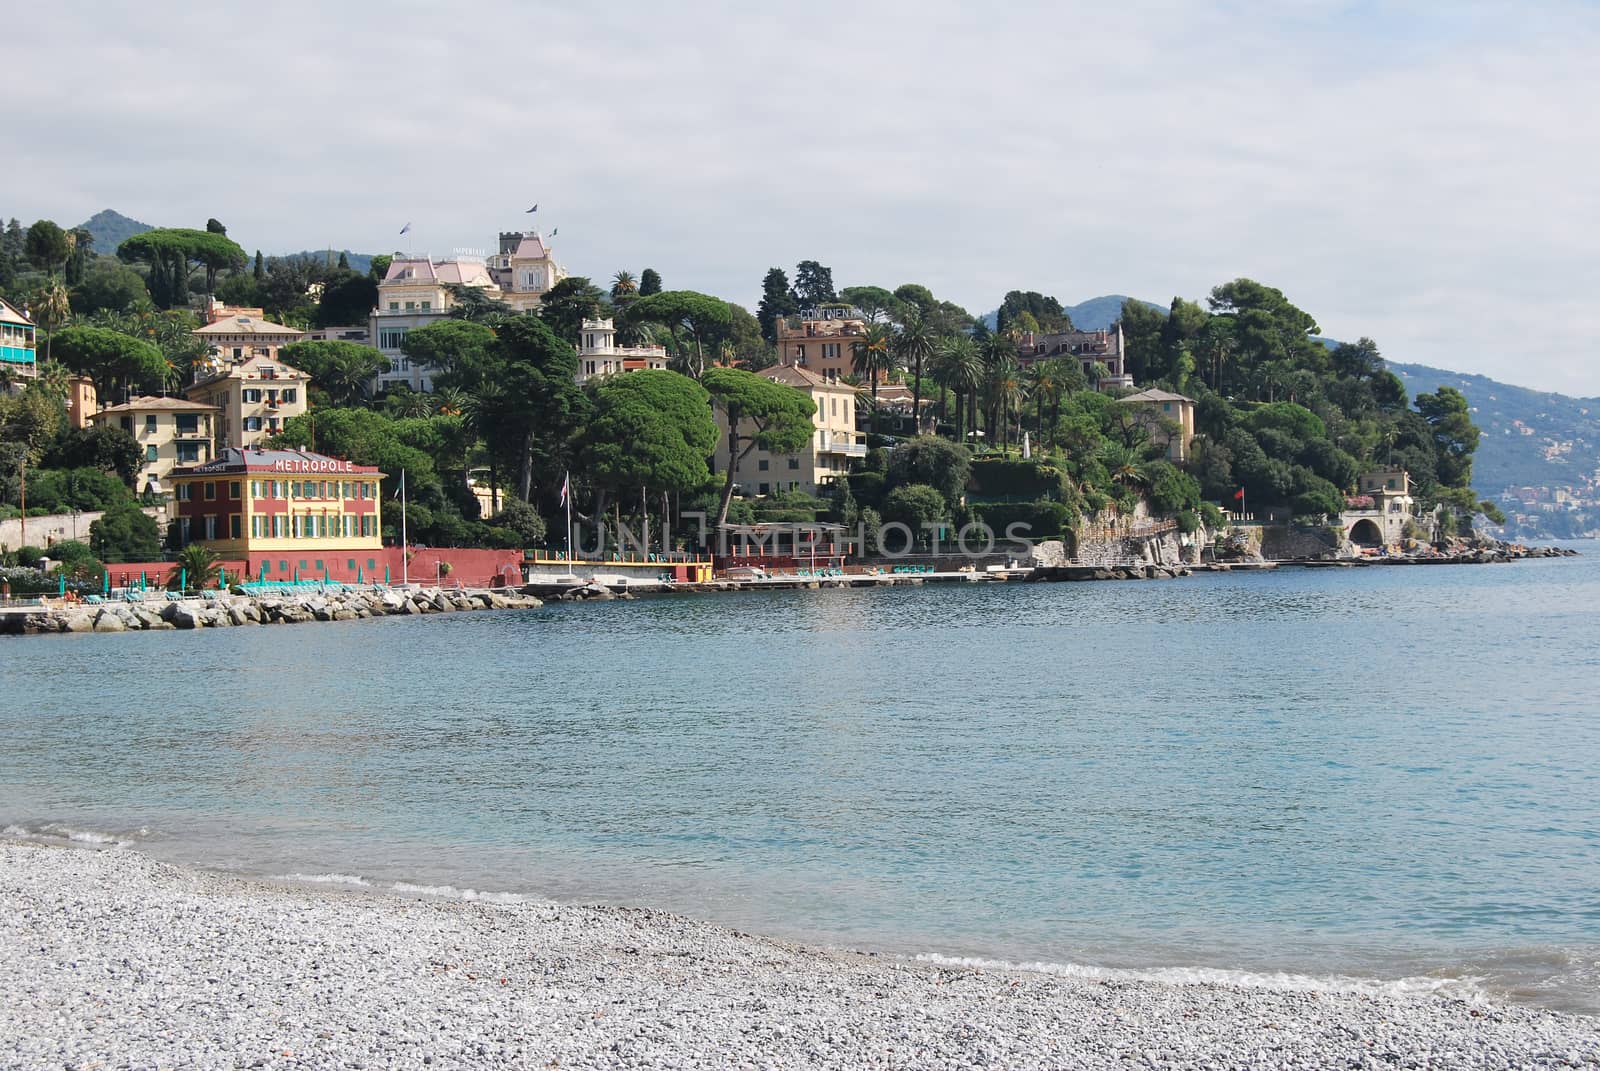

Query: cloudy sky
left=8, top=1, right=1598, bottom=394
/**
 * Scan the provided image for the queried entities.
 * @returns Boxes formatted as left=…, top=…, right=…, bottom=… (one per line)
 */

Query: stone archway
left=1348, top=518, right=1384, bottom=545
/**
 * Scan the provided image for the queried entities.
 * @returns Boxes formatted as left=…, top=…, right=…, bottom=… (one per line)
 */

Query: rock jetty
left=1, top=586, right=542, bottom=636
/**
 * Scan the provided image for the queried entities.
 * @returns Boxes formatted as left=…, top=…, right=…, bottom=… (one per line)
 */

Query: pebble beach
left=2, top=843, right=1596, bottom=1070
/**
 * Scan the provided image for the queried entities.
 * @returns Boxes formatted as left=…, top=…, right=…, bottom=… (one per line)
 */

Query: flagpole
left=400, top=468, right=409, bottom=587
left=564, top=471, right=572, bottom=564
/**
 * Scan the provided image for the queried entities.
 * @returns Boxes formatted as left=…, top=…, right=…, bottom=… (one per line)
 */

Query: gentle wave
left=3, top=823, right=140, bottom=847
left=274, top=873, right=372, bottom=888
left=390, top=880, right=530, bottom=905
left=911, top=952, right=1487, bottom=1002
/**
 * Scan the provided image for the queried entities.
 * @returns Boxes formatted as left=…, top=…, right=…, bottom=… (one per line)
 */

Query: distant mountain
left=75, top=209, right=153, bottom=254
left=980, top=295, right=1165, bottom=333
left=1388, top=362, right=1600, bottom=495
left=1061, top=295, right=1164, bottom=332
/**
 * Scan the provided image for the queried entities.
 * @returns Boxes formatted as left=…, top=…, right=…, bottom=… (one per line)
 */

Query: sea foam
left=274, top=873, right=372, bottom=888
left=390, top=881, right=529, bottom=905
left=911, top=952, right=1487, bottom=1002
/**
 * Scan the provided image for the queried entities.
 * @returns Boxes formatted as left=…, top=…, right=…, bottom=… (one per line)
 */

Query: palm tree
left=610, top=271, right=637, bottom=299
left=892, top=309, right=937, bottom=431
left=1026, top=360, right=1060, bottom=449
left=434, top=387, right=468, bottom=416
left=168, top=544, right=221, bottom=593
left=34, top=278, right=71, bottom=364
left=851, top=322, right=899, bottom=434
left=1100, top=442, right=1148, bottom=489
left=931, top=335, right=983, bottom=445
left=388, top=389, right=434, bottom=419
left=984, top=356, right=1026, bottom=453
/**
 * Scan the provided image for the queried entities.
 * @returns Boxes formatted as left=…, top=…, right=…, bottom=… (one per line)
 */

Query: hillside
left=1053, top=293, right=1599, bottom=497
left=75, top=209, right=153, bottom=253
left=1061, top=294, right=1164, bottom=331
left=1388, top=363, right=1600, bottom=493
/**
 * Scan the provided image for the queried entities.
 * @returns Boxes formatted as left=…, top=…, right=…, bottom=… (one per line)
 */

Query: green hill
left=1061, top=294, right=1164, bottom=331
left=1388, top=362, right=1600, bottom=493
left=1054, top=294, right=1598, bottom=503
left=75, top=209, right=153, bottom=253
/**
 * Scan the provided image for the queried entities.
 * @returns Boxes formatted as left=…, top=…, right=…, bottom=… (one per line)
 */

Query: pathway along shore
left=2, top=843, right=1595, bottom=1069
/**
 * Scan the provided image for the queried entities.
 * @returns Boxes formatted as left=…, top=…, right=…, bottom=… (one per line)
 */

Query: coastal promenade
left=4, top=842, right=1595, bottom=1070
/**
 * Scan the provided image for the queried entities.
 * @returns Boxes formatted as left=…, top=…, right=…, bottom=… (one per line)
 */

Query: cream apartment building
left=714, top=365, right=865, bottom=497
left=185, top=354, right=309, bottom=452
left=88, top=396, right=218, bottom=495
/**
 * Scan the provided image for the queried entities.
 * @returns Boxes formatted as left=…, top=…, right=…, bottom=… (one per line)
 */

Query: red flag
left=1233, top=488, right=1245, bottom=500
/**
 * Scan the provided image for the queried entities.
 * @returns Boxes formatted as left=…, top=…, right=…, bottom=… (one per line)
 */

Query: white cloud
left=4, top=0, right=1596, bottom=393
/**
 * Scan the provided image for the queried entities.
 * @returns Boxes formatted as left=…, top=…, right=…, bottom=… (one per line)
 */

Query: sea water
left=3, top=548, right=1597, bottom=1013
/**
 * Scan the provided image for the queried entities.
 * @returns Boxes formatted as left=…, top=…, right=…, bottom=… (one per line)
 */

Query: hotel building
left=87, top=396, right=219, bottom=496
left=369, top=256, right=502, bottom=392
left=775, top=306, right=868, bottom=382
left=0, top=297, right=37, bottom=380
left=168, top=448, right=385, bottom=582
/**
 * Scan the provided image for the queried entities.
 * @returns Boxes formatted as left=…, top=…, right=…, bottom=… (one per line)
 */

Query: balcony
left=819, top=433, right=868, bottom=458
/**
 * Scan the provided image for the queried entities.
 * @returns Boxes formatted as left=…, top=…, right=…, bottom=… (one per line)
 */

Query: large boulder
left=168, top=604, right=203, bottom=629
left=91, top=609, right=125, bottom=633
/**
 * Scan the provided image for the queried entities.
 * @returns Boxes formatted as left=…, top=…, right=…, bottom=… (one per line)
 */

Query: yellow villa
left=87, top=396, right=219, bottom=496
left=714, top=365, right=865, bottom=497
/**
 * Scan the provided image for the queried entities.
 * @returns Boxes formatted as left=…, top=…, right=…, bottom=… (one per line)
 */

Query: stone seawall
left=1, top=586, right=542, bottom=637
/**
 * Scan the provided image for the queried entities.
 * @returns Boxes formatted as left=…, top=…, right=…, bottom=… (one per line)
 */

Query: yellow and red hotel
left=168, top=448, right=386, bottom=582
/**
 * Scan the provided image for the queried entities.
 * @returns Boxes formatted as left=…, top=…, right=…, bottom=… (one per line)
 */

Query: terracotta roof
left=91, top=396, right=219, bottom=416
left=762, top=365, right=859, bottom=391
left=1117, top=388, right=1193, bottom=404
left=188, top=353, right=310, bottom=391
left=193, top=315, right=304, bottom=338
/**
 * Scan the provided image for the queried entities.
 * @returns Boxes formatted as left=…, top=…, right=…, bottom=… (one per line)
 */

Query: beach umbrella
left=101, top=571, right=109, bottom=596
left=293, top=566, right=300, bottom=582
left=218, top=566, right=226, bottom=589
left=324, top=564, right=330, bottom=584
left=139, top=571, right=146, bottom=591
left=357, top=566, right=364, bottom=584
left=384, top=565, right=391, bottom=585
left=179, top=567, right=187, bottom=592
left=58, top=574, right=65, bottom=597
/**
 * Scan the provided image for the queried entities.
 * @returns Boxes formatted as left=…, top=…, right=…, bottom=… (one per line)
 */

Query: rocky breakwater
left=1029, top=561, right=1194, bottom=583
left=2, top=587, right=543, bottom=637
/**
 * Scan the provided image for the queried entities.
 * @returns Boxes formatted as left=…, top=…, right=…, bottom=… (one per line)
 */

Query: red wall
left=240, top=546, right=523, bottom=587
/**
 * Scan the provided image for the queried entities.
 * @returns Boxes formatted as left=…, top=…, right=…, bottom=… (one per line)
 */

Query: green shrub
left=968, top=458, right=1068, bottom=501
left=973, top=499, right=1074, bottom=538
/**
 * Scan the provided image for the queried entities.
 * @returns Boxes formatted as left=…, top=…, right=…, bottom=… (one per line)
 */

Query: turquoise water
left=4, top=549, right=1598, bottom=1012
